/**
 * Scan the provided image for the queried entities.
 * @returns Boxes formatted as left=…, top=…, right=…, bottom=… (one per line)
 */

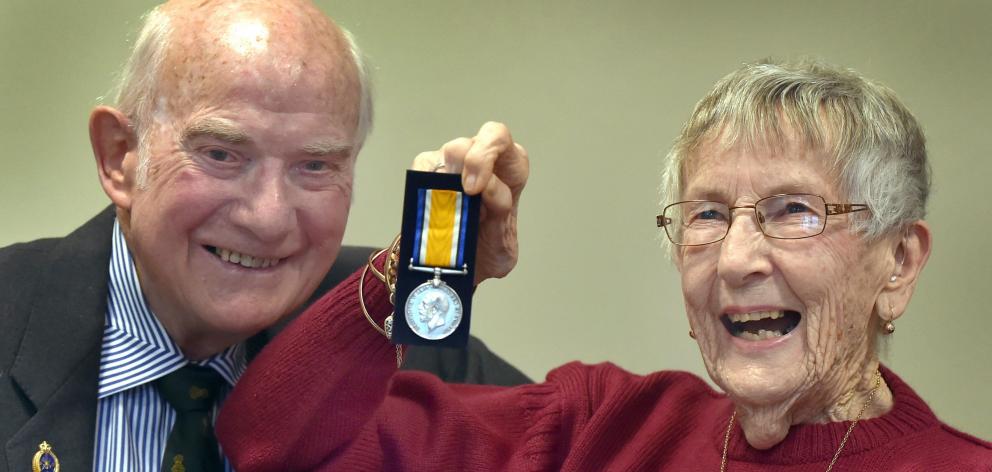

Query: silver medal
left=404, top=274, right=463, bottom=340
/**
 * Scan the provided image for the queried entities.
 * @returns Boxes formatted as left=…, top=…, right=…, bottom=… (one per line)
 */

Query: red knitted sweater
left=216, top=267, right=992, bottom=471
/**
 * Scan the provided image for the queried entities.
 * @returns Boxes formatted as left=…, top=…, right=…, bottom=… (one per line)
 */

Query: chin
left=721, top=374, right=798, bottom=407
left=200, top=302, right=290, bottom=340
left=698, top=314, right=810, bottom=407
left=707, top=356, right=807, bottom=408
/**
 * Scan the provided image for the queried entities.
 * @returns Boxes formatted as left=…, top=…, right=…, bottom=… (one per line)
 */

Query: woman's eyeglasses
left=656, top=193, right=868, bottom=246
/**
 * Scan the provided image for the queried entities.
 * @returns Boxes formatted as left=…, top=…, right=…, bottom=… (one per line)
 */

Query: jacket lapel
left=5, top=208, right=115, bottom=472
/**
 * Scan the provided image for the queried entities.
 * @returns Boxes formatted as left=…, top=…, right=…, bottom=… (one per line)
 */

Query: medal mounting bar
left=408, top=262, right=469, bottom=276
left=392, top=170, right=480, bottom=347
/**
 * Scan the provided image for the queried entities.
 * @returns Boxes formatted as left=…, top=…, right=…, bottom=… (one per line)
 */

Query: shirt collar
left=97, top=219, right=246, bottom=399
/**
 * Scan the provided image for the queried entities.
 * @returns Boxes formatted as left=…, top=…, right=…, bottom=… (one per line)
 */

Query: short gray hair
left=111, top=5, right=374, bottom=187
left=112, top=6, right=172, bottom=188
left=661, top=59, right=930, bottom=244
left=340, top=27, right=374, bottom=150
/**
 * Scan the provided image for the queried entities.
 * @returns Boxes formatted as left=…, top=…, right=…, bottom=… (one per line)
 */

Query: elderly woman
left=216, top=61, right=991, bottom=470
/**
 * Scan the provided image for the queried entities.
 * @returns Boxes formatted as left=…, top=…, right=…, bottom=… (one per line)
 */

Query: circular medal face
left=404, top=280, right=463, bottom=340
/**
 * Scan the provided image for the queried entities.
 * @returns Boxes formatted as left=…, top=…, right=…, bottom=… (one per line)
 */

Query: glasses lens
left=756, top=194, right=826, bottom=238
left=664, top=201, right=730, bottom=245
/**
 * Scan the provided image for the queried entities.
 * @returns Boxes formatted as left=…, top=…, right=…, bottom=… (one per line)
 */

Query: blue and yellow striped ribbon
left=412, top=189, right=469, bottom=269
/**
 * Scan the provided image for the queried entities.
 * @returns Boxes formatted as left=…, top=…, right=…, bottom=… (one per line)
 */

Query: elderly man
left=0, top=1, right=529, bottom=471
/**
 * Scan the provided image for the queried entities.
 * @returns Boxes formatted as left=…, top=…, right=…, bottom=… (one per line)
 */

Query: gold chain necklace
left=719, top=370, right=882, bottom=472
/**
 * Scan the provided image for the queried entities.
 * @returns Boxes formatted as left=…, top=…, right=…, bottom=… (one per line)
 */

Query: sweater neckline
left=717, top=366, right=939, bottom=465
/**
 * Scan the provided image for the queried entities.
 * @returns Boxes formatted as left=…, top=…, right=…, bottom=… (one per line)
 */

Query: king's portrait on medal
left=215, top=58, right=992, bottom=471
left=421, top=294, right=449, bottom=331
left=406, top=279, right=463, bottom=339
left=419, top=291, right=451, bottom=332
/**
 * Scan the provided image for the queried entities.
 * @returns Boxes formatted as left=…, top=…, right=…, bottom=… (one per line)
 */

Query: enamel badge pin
left=32, top=441, right=59, bottom=472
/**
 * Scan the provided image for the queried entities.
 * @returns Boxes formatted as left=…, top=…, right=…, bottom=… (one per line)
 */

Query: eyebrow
left=180, top=117, right=354, bottom=157
left=301, top=140, right=353, bottom=157
left=180, top=117, right=251, bottom=145
left=680, top=182, right=728, bottom=201
left=765, top=182, right=816, bottom=196
left=683, top=182, right=818, bottom=202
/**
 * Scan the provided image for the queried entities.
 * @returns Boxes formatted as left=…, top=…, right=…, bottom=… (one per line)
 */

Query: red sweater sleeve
left=216, top=265, right=565, bottom=471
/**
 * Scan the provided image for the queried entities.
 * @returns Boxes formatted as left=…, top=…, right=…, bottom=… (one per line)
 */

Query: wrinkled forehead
left=680, top=124, right=843, bottom=199
left=683, top=114, right=842, bottom=180
left=157, top=1, right=360, bottom=118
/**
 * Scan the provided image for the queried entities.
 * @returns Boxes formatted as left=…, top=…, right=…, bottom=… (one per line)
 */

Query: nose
left=230, top=163, right=296, bottom=244
left=717, top=209, right=773, bottom=287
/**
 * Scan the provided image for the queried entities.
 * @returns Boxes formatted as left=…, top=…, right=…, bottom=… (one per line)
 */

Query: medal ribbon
left=412, top=189, right=469, bottom=269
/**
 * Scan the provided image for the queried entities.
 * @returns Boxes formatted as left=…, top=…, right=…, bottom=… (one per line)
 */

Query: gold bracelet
left=383, top=234, right=400, bottom=304
left=366, top=234, right=400, bottom=285
left=359, top=262, right=389, bottom=338
left=359, top=235, right=404, bottom=367
left=367, top=248, right=387, bottom=282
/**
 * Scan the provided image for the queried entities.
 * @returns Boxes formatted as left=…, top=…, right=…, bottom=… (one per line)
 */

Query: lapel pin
left=32, top=441, right=60, bottom=472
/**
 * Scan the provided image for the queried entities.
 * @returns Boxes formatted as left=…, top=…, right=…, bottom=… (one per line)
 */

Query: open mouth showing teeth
left=205, top=246, right=281, bottom=269
left=721, top=310, right=801, bottom=341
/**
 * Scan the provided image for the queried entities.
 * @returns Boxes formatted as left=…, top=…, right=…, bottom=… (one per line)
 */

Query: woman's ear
left=89, top=106, right=139, bottom=210
left=875, top=220, right=932, bottom=322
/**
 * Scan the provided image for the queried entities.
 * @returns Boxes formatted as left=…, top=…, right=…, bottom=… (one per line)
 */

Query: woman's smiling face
left=675, top=135, right=893, bottom=422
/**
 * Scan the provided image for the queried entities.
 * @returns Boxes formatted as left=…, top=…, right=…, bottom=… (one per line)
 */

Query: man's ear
left=875, top=220, right=932, bottom=323
left=89, top=106, right=139, bottom=210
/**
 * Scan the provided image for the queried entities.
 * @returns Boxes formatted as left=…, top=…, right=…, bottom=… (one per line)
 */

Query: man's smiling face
left=116, top=2, right=363, bottom=358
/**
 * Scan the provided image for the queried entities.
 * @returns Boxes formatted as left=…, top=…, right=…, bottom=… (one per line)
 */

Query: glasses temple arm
left=825, top=203, right=869, bottom=216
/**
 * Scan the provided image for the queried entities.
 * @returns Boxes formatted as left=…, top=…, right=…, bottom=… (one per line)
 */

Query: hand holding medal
left=392, top=122, right=530, bottom=347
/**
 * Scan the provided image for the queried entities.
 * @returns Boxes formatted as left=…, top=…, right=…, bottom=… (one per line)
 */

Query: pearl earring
left=884, top=303, right=896, bottom=335
left=889, top=275, right=898, bottom=283
left=884, top=321, right=896, bottom=335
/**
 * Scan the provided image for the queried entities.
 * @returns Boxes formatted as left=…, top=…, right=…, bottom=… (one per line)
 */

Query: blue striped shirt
left=94, top=220, right=246, bottom=471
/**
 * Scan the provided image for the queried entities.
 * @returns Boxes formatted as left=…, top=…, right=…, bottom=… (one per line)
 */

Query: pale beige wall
left=2, top=0, right=989, bottom=439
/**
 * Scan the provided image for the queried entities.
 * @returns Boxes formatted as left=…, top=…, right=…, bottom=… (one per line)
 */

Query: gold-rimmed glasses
left=656, top=193, right=868, bottom=246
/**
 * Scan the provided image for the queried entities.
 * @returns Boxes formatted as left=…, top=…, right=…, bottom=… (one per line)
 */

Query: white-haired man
left=0, top=1, right=529, bottom=470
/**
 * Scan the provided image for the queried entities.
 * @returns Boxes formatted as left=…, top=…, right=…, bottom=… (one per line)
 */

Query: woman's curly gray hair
left=660, top=59, right=930, bottom=247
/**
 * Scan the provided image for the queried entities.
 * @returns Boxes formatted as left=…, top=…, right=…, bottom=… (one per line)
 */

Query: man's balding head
left=116, top=0, right=371, bottom=183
